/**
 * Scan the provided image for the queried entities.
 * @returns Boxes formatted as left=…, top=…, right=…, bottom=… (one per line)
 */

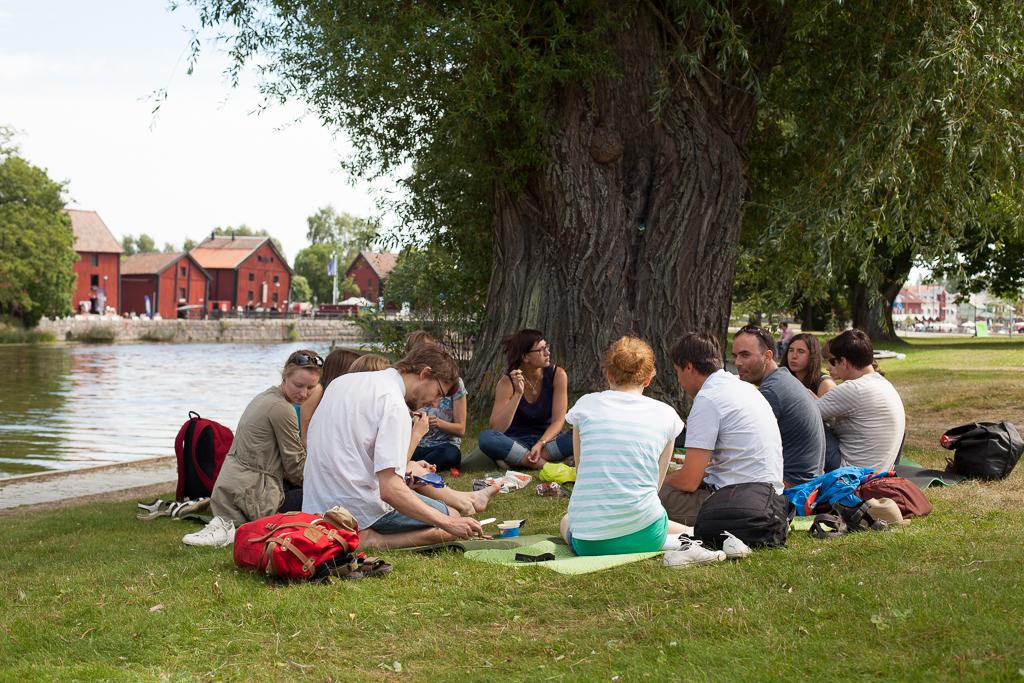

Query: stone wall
left=38, top=316, right=364, bottom=344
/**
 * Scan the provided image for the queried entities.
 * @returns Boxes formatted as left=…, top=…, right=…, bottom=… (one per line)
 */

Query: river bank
left=35, top=316, right=364, bottom=344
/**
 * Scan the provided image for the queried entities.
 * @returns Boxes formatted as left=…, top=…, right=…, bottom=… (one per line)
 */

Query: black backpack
left=693, top=482, right=793, bottom=550
left=941, top=421, right=1023, bottom=481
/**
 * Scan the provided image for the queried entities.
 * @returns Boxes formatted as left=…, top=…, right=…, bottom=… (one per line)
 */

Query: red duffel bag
left=855, top=476, right=933, bottom=519
left=234, top=511, right=360, bottom=581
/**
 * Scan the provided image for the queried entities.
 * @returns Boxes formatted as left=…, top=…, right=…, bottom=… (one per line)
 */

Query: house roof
left=121, top=252, right=212, bottom=280
left=190, top=236, right=269, bottom=270
left=121, top=252, right=181, bottom=276
left=352, top=251, right=399, bottom=279
left=66, top=209, right=123, bottom=254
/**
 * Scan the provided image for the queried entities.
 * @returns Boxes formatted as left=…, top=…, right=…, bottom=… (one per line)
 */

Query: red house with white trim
left=121, top=252, right=211, bottom=319
left=345, top=251, right=399, bottom=306
left=190, top=235, right=292, bottom=313
left=67, top=209, right=123, bottom=313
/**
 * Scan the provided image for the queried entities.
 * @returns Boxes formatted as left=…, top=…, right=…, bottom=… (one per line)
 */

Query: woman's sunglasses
left=290, top=353, right=324, bottom=368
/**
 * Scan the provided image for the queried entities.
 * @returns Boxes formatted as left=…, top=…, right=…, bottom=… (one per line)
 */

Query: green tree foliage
left=121, top=233, right=158, bottom=256
left=188, top=0, right=1024, bottom=374
left=121, top=235, right=136, bottom=256
left=0, top=127, right=77, bottom=327
left=306, top=206, right=377, bottom=252
left=182, top=237, right=198, bottom=252
left=162, top=242, right=176, bottom=253
left=289, top=274, right=312, bottom=302
left=292, top=243, right=358, bottom=304
left=740, top=2, right=1024, bottom=337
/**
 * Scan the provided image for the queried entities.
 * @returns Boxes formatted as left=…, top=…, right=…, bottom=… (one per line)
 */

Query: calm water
left=0, top=342, right=330, bottom=479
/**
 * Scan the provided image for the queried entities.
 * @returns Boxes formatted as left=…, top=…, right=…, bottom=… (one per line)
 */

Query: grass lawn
left=2, top=337, right=1023, bottom=682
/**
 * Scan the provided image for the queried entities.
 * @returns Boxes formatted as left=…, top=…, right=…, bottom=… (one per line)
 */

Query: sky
left=0, top=0, right=392, bottom=263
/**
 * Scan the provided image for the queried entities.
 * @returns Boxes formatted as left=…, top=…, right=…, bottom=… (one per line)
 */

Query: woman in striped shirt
left=560, top=337, right=688, bottom=556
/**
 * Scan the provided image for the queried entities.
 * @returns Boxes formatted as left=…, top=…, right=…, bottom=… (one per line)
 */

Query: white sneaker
left=663, top=537, right=726, bottom=568
left=182, top=516, right=235, bottom=547
left=721, top=531, right=752, bottom=559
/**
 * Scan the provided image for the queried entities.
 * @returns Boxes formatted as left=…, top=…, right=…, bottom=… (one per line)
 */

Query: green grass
left=2, top=337, right=1024, bottom=681
left=0, top=325, right=55, bottom=344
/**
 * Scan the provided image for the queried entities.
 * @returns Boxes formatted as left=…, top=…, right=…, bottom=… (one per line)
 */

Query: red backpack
left=233, top=512, right=361, bottom=581
left=174, top=411, right=233, bottom=501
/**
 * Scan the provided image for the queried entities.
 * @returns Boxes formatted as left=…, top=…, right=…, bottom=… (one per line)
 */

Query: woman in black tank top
left=478, top=329, right=573, bottom=469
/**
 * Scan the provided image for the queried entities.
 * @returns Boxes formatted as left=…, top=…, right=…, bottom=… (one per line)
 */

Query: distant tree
left=135, top=234, right=157, bottom=253
left=305, top=206, right=377, bottom=256
left=121, top=235, right=137, bottom=256
left=293, top=243, right=359, bottom=304
left=289, top=274, right=312, bottom=302
left=182, top=237, right=198, bottom=252
left=0, top=126, right=77, bottom=327
left=162, top=242, right=176, bottom=253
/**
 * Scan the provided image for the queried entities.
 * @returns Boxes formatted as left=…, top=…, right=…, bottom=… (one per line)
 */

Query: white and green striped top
left=565, top=390, right=684, bottom=541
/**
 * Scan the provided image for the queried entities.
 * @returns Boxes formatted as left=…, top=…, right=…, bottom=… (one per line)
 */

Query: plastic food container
left=497, top=523, right=520, bottom=538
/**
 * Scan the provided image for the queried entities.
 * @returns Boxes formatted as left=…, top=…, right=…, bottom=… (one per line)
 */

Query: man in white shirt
left=659, top=333, right=784, bottom=525
left=304, top=345, right=485, bottom=549
left=818, top=329, right=906, bottom=472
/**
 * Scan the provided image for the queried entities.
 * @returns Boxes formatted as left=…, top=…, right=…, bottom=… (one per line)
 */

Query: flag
left=327, top=255, right=337, bottom=277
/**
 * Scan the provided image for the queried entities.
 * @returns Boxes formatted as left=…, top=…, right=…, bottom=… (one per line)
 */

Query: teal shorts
left=569, top=512, right=668, bottom=556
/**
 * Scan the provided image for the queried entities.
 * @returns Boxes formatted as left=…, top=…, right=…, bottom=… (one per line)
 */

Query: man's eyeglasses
left=290, top=353, right=324, bottom=368
left=529, top=344, right=551, bottom=355
left=435, top=377, right=446, bottom=398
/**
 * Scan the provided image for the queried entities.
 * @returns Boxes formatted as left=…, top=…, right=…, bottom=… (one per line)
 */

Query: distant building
left=121, top=252, right=211, bottom=319
left=189, top=235, right=292, bottom=313
left=67, top=209, right=123, bottom=314
left=345, top=251, right=399, bottom=307
left=894, top=284, right=956, bottom=322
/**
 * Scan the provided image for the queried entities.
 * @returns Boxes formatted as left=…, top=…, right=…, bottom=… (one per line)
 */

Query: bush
left=0, top=324, right=55, bottom=344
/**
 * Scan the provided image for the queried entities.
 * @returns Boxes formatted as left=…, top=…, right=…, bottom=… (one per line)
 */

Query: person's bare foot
left=469, top=481, right=501, bottom=513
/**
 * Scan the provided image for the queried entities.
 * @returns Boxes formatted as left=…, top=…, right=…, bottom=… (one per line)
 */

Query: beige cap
left=865, top=498, right=908, bottom=526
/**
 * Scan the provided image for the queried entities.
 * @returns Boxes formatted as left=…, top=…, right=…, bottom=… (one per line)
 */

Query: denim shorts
left=369, top=492, right=449, bottom=534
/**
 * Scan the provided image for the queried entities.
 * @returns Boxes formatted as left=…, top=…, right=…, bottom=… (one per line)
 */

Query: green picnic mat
left=463, top=539, right=662, bottom=575
left=791, top=516, right=814, bottom=531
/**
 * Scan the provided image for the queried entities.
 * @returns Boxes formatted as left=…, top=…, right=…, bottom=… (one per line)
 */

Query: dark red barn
left=121, top=252, right=211, bottom=319
left=190, top=235, right=292, bottom=313
left=67, top=209, right=123, bottom=314
left=345, top=251, right=399, bottom=307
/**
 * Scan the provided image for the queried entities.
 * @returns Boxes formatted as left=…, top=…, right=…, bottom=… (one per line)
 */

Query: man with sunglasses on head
left=816, top=329, right=906, bottom=472
left=303, top=344, right=488, bottom=549
left=731, top=325, right=825, bottom=486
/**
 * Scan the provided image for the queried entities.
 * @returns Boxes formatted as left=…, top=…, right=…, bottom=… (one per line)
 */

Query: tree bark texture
left=467, top=8, right=759, bottom=410
left=848, top=246, right=914, bottom=343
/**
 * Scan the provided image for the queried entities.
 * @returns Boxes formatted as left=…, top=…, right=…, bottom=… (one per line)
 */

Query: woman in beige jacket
left=182, top=349, right=323, bottom=547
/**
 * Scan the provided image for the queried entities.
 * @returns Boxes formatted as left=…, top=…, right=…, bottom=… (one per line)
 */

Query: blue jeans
left=413, top=442, right=462, bottom=472
left=369, top=492, right=449, bottom=533
left=477, top=429, right=573, bottom=466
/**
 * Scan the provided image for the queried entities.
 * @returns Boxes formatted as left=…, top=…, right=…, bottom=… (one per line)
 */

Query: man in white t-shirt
left=304, top=345, right=485, bottom=549
left=818, top=329, right=906, bottom=472
left=659, top=332, right=784, bottom=525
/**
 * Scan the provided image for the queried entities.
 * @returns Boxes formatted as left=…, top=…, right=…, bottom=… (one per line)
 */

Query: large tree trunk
left=467, top=8, right=762, bottom=410
left=848, top=246, right=914, bottom=343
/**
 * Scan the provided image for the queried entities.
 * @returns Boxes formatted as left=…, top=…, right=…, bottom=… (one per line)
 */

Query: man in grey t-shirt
left=732, top=326, right=825, bottom=486
left=818, top=330, right=906, bottom=472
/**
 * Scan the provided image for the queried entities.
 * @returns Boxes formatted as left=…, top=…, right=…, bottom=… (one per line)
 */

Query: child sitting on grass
left=560, top=336, right=689, bottom=555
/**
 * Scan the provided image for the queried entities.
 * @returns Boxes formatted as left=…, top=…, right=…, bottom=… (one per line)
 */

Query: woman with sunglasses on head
left=182, top=349, right=324, bottom=547
left=781, top=333, right=837, bottom=398
left=478, top=329, right=573, bottom=469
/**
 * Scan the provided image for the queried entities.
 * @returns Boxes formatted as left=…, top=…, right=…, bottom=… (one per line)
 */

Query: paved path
left=0, top=457, right=177, bottom=515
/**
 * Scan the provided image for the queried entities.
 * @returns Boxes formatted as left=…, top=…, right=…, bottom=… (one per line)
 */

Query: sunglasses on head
left=738, top=325, right=774, bottom=350
left=290, top=353, right=324, bottom=368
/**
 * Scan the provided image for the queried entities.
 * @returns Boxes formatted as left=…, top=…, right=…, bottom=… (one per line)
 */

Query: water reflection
left=0, top=342, right=328, bottom=479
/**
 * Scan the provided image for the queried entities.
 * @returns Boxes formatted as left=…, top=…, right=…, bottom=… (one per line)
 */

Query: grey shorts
left=369, top=492, right=449, bottom=534
left=658, top=484, right=713, bottom=526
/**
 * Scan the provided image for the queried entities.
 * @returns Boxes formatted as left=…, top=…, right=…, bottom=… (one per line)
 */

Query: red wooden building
left=345, top=251, right=399, bottom=306
left=189, top=236, right=292, bottom=313
left=67, top=209, right=123, bottom=314
left=121, top=252, right=211, bottom=319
